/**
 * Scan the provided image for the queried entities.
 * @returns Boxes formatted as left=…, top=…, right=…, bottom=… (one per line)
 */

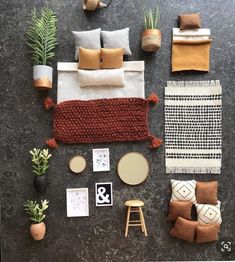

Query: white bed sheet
left=57, top=61, right=145, bottom=103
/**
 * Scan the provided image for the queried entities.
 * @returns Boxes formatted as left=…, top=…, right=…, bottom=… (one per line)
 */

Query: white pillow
left=195, top=201, right=222, bottom=225
left=171, top=179, right=196, bottom=203
left=101, top=28, right=132, bottom=55
left=72, top=28, right=101, bottom=60
left=78, top=68, right=125, bottom=87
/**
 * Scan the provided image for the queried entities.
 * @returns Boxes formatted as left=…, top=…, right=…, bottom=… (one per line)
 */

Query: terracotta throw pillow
left=101, top=48, right=124, bottom=69
left=195, top=224, right=220, bottom=243
left=78, top=47, right=101, bottom=70
left=170, top=217, right=198, bottom=242
left=167, top=201, right=193, bottom=221
left=196, top=181, right=218, bottom=205
left=178, top=13, right=201, bottom=30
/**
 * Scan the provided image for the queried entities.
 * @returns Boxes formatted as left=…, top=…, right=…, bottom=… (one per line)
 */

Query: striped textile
left=165, top=81, right=222, bottom=174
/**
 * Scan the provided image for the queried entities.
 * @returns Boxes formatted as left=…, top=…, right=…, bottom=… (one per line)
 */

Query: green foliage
left=26, top=7, right=58, bottom=65
left=144, top=7, right=160, bottom=29
left=29, top=148, right=52, bottom=176
left=23, top=199, right=49, bottom=223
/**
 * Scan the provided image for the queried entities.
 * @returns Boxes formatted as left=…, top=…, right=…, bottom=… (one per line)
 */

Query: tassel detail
left=149, top=136, right=163, bottom=149
left=147, top=93, right=160, bottom=104
left=44, top=97, right=55, bottom=110
left=46, top=138, right=58, bottom=148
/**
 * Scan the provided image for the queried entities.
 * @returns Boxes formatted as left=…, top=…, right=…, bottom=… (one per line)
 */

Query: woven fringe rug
left=165, top=80, right=222, bottom=174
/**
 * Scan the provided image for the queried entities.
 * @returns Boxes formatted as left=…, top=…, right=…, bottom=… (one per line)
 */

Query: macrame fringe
left=149, top=136, right=163, bottom=148
left=46, top=138, right=58, bottom=148
left=147, top=93, right=160, bottom=104
left=166, top=167, right=221, bottom=174
left=44, top=97, right=55, bottom=110
left=167, top=80, right=221, bottom=88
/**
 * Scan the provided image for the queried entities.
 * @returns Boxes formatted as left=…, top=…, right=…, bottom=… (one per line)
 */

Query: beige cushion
left=101, top=48, right=124, bottom=69
left=170, top=217, right=198, bottom=242
left=167, top=201, right=192, bottom=221
left=195, top=224, right=220, bottom=243
left=78, top=47, right=101, bottom=70
left=178, top=13, right=201, bottom=30
left=196, top=181, right=218, bottom=205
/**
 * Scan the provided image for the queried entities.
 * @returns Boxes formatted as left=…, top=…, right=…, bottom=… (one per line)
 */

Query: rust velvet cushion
left=195, top=224, right=220, bottom=243
left=167, top=201, right=193, bottom=221
left=170, top=217, right=198, bottom=242
left=196, top=181, right=218, bottom=205
left=101, top=48, right=124, bottom=69
left=178, top=13, right=201, bottom=30
left=78, top=47, right=101, bottom=70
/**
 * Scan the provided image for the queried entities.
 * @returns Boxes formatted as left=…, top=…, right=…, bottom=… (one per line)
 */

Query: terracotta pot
left=141, top=29, right=161, bottom=52
left=33, top=175, right=48, bottom=194
left=30, top=222, right=46, bottom=240
left=83, top=0, right=101, bottom=11
left=33, top=65, right=53, bottom=90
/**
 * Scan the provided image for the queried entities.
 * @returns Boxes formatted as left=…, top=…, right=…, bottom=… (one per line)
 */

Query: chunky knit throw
left=45, top=94, right=162, bottom=148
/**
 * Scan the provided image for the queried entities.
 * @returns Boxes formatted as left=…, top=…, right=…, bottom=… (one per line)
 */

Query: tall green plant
left=23, top=199, right=49, bottom=223
left=29, top=148, right=52, bottom=176
left=26, top=7, right=58, bottom=65
left=144, top=7, right=160, bottom=29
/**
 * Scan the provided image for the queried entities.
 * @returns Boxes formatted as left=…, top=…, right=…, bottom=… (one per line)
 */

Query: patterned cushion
left=195, top=201, right=222, bottom=225
left=171, top=180, right=196, bottom=203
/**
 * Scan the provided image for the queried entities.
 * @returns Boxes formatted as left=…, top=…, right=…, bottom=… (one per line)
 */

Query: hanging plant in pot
left=26, top=7, right=58, bottom=90
left=30, top=148, right=52, bottom=194
left=23, top=199, right=49, bottom=240
left=142, top=7, right=161, bottom=52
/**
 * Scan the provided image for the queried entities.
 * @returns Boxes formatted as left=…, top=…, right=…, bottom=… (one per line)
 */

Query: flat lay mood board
left=1, top=0, right=235, bottom=261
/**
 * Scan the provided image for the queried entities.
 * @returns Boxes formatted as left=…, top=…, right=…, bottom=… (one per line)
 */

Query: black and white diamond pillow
left=171, top=180, right=196, bottom=203
left=195, top=201, right=222, bottom=225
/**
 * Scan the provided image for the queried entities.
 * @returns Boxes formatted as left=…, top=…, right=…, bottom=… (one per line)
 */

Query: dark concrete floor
left=1, top=0, right=235, bottom=261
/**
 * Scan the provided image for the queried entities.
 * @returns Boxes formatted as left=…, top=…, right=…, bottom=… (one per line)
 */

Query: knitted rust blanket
left=45, top=95, right=162, bottom=148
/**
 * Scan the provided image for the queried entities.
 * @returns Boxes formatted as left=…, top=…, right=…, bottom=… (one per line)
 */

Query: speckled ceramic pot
left=142, top=29, right=161, bottom=52
left=30, top=222, right=46, bottom=241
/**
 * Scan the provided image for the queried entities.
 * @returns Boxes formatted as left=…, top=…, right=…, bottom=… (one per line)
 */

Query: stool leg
left=125, top=207, right=131, bottom=237
left=139, top=208, right=147, bottom=236
left=139, top=207, right=144, bottom=232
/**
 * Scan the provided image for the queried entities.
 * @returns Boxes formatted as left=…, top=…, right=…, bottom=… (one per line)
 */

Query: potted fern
left=26, top=7, right=57, bottom=90
left=30, top=148, right=52, bottom=193
left=23, top=199, right=49, bottom=240
left=142, top=7, right=161, bottom=52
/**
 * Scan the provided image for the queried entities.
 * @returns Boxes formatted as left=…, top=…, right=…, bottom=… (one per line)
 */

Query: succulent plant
left=29, top=148, right=52, bottom=176
left=23, top=199, right=49, bottom=223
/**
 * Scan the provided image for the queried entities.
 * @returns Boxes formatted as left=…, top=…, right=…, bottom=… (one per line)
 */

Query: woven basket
left=83, top=0, right=100, bottom=11
left=142, top=29, right=161, bottom=52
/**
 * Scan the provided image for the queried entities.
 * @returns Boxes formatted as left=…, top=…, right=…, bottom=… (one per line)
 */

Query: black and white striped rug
left=165, top=81, right=222, bottom=174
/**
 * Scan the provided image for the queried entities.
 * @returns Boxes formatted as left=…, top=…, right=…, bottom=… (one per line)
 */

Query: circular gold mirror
left=69, top=156, right=86, bottom=174
left=117, top=152, right=149, bottom=185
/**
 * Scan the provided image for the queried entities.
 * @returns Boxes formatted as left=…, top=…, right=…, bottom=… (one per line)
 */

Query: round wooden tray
left=69, top=155, right=86, bottom=174
left=117, top=152, right=149, bottom=185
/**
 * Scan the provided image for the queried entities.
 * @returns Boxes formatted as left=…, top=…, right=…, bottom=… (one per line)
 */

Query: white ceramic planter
left=33, top=65, right=53, bottom=90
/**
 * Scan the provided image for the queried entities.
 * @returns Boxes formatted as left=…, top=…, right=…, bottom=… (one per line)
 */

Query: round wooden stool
left=124, top=199, right=147, bottom=237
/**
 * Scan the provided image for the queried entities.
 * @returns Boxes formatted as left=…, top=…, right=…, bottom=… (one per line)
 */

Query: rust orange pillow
left=196, top=181, right=218, bottom=205
left=167, top=201, right=193, bottom=221
left=170, top=217, right=198, bottom=242
left=78, top=47, right=101, bottom=70
left=101, top=48, right=124, bottom=69
left=195, top=224, right=220, bottom=243
left=178, top=13, right=201, bottom=30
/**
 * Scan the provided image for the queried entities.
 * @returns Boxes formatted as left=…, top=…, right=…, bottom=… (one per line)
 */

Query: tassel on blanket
left=149, top=135, right=163, bottom=149
left=44, top=97, right=55, bottom=110
left=147, top=93, right=160, bottom=104
left=46, top=138, right=58, bottom=148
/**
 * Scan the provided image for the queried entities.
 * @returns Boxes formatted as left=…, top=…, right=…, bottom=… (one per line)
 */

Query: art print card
left=92, top=148, right=110, bottom=172
left=95, top=183, right=113, bottom=207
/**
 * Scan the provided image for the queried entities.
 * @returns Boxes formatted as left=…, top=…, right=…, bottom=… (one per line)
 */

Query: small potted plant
left=83, top=0, right=107, bottom=11
left=23, top=199, right=49, bottom=241
left=142, top=7, right=161, bottom=52
left=30, top=148, right=52, bottom=193
left=26, top=7, right=58, bottom=90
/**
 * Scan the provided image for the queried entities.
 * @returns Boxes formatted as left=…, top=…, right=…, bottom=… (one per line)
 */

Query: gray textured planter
left=33, top=65, right=53, bottom=89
